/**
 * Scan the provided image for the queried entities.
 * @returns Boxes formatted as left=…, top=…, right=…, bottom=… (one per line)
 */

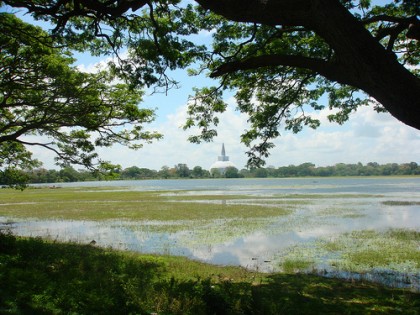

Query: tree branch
left=407, top=23, right=420, bottom=40
left=363, top=14, right=418, bottom=25
left=363, top=14, right=420, bottom=44
left=4, top=0, right=148, bottom=31
left=195, top=0, right=311, bottom=26
left=210, top=54, right=345, bottom=84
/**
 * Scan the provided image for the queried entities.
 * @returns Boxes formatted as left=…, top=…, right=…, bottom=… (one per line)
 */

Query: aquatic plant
left=382, top=200, right=420, bottom=206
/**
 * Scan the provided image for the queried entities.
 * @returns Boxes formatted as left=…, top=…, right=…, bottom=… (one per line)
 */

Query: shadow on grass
left=1, top=232, right=419, bottom=314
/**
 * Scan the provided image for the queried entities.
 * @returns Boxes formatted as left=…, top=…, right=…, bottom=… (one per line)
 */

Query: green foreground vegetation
left=1, top=186, right=420, bottom=314
left=1, top=232, right=419, bottom=315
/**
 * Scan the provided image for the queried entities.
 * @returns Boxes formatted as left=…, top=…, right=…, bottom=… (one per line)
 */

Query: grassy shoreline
left=1, top=232, right=419, bottom=314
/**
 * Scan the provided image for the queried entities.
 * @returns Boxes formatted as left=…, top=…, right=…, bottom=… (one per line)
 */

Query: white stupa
left=210, top=143, right=237, bottom=174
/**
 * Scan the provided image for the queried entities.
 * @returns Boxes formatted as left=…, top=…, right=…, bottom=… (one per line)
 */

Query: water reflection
left=3, top=177, right=420, bottom=291
left=3, top=199, right=419, bottom=264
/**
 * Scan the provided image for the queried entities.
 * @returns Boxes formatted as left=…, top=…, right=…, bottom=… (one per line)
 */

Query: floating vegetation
left=175, top=217, right=277, bottom=247
left=338, top=230, right=420, bottom=271
left=0, top=188, right=292, bottom=221
left=281, top=259, right=315, bottom=273
left=321, top=229, right=420, bottom=272
left=382, top=200, right=420, bottom=206
left=316, top=206, right=366, bottom=219
left=272, top=193, right=384, bottom=199
left=279, top=229, right=420, bottom=290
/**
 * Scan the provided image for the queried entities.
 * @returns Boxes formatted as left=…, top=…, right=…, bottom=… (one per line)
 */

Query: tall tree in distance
left=0, top=13, right=161, bottom=187
left=2, top=0, right=420, bottom=167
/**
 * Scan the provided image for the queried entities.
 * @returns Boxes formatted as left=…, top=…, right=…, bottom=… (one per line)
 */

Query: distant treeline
left=2, top=162, right=419, bottom=185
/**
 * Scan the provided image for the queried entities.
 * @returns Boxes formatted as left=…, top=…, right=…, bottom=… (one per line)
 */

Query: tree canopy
left=1, top=0, right=420, bottom=169
left=0, top=13, right=162, bottom=187
left=3, top=161, right=418, bottom=185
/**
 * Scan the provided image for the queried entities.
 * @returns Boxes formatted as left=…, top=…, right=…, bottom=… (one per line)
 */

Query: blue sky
left=4, top=5, right=420, bottom=171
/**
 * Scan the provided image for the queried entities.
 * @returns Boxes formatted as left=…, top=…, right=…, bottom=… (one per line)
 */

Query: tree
left=252, top=167, right=269, bottom=178
left=191, top=165, right=208, bottom=178
left=175, top=163, right=190, bottom=177
left=296, top=163, right=316, bottom=177
left=58, top=166, right=81, bottom=182
left=136, top=167, right=158, bottom=179
left=2, top=0, right=420, bottom=167
left=224, top=166, right=241, bottom=178
left=26, top=168, right=52, bottom=183
left=158, top=166, right=171, bottom=179
left=0, top=13, right=161, bottom=187
left=121, top=166, right=143, bottom=179
left=210, top=168, right=222, bottom=178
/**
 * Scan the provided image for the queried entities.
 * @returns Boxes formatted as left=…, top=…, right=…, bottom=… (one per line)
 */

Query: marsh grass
left=0, top=188, right=292, bottom=221
left=175, top=217, right=277, bottom=246
left=122, top=217, right=281, bottom=248
left=274, top=229, right=420, bottom=292
left=281, top=259, right=315, bottom=273
left=382, top=200, right=420, bottom=206
left=1, top=232, right=419, bottom=314
left=338, top=230, right=420, bottom=271
left=317, top=206, right=366, bottom=218
left=314, top=229, right=420, bottom=274
left=272, top=193, right=383, bottom=199
left=0, top=188, right=378, bottom=221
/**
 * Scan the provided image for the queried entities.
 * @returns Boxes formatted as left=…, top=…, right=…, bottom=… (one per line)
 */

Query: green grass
left=0, top=187, right=292, bottom=221
left=316, top=229, right=420, bottom=273
left=0, top=187, right=380, bottom=222
left=342, top=230, right=420, bottom=271
left=0, top=187, right=384, bottom=221
left=272, top=193, right=384, bottom=199
left=1, top=232, right=419, bottom=315
left=382, top=200, right=420, bottom=206
left=272, top=228, right=420, bottom=292
left=281, top=258, right=315, bottom=273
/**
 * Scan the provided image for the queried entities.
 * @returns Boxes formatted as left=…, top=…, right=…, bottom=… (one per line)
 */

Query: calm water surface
left=2, top=177, right=420, bottom=290
left=43, top=177, right=420, bottom=195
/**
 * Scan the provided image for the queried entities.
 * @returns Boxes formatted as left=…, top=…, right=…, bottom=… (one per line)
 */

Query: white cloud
left=266, top=105, right=420, bottom=167
left=95, top=101, right=251, bottom=170
left=197, top=28, right=216, bottom=37
left=75, top=50, right=129, bottom=76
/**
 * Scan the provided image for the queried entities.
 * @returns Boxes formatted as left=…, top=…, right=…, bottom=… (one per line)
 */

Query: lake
left=2, top=177, right=420, bottom=290
left=39, top=176, right=420, bottom=195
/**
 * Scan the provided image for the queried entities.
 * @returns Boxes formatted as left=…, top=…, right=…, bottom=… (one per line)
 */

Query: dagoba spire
left=218, top=143, right=229, bottom=162
left=210, top=143, right=237, bottom=174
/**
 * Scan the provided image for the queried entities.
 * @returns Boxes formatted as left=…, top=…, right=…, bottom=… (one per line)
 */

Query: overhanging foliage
left=1, top=0, right=419, bottom=169
left=0, top=13, right=162, bottom=187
